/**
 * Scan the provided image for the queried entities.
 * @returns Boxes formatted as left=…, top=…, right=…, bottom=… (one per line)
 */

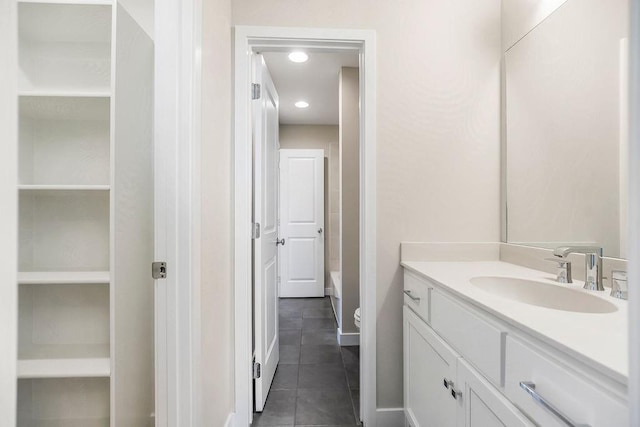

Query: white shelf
left=18, top=357, right=110, bottom=379
left=19, top=90, right=111, bottom=98
left=19, top=185, right=110, bottom=192
left=19, top=0, right=112, bottom=5
left=26, top=419, right=110, bottom=427
left=18, top=271, right=110, bottom=284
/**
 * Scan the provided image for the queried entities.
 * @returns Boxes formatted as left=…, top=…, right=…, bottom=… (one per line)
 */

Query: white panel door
left=253, top=54, right=280, bottom=412
left=279, top=149, right=325, bottom=298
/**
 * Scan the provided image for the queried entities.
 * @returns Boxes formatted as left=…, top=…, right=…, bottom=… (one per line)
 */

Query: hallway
left=252, top=297, right=361, bottom=426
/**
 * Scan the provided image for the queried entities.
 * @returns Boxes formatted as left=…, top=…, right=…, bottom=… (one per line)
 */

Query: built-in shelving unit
left=16, top=1, right=154, bottom=424
left=16, top=1, right=113, bottom=425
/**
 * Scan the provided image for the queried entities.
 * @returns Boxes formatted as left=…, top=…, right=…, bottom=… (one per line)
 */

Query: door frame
left=630, top=0, right=640, bottom=424
left=233, top=26, right=377, bottom=427
left=154, top=0, right=203, bottom=425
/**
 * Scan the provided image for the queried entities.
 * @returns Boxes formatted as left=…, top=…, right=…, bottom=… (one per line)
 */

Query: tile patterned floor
left=252, top=297, right=361, bottom=427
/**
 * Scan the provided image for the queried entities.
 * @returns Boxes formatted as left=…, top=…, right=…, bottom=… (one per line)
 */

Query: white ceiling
left=262, top=51, right=359, bottom=126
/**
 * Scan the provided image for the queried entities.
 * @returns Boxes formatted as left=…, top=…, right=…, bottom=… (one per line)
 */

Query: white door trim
left=629, top=0, right=640, bottom=424
left=234, top=26, right=377, bottom=427
left=155, top=0, right=203, bottom=425
left=0, top=1, right=18, bottom=425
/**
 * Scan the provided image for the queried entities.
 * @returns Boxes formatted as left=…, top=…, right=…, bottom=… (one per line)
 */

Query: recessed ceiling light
left=288, top=51, right=309, bottom=63
left=295, top=101, right=309, bottom=109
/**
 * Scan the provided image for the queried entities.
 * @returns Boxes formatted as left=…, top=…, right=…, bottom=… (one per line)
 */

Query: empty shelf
left=19, top=0, right=112, bottom=5
left=27, top=419, right=110, bottom=427
left=19, top=184, right=110, bottom=192
left=19, top=90, right=111, bottom=98
left=18, top=271, right=110, bottom=284
left=18, top=358, right=110, bottom=379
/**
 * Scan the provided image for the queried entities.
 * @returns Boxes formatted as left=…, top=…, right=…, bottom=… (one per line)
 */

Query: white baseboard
left=376, top=407, right=405, bottom=427
left=224, top=412, right=234, bottom=427
left=337, top=327, right=360, bottom=346
left=324, top=286, right=333, bottom=296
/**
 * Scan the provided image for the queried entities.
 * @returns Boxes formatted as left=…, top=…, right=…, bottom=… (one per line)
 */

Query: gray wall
left=339, top=67, right=360, bottom=334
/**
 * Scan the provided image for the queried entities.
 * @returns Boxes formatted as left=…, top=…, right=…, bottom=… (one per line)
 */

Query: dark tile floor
left=252, top=297, right=361, bottom=427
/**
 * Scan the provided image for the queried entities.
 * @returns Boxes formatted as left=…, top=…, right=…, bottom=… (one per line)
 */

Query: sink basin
left=470, top=276, right=618, bottom=314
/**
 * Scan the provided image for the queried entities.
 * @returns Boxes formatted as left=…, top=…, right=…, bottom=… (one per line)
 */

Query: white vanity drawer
left=431, top=289, right=505, bottom=386
left=403, top=270, right=432, bottom=323
left=505, top=336, right=628, bottom=427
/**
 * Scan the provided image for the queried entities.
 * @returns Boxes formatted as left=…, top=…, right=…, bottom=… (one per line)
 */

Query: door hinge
left=277, top=276, right=281, bottom=285
left=152, top=262, right=167, bottom=279
left=252, top=83, right=261, bottom=100
left=253, top=361, right=261, bottom=379
left=252, top=222, right=261, bottom=239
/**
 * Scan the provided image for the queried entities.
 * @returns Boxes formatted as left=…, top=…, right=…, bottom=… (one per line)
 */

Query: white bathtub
left=329, top=271, right=341, bottom=327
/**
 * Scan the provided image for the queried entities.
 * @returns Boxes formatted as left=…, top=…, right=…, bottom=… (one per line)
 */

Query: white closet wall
left=16, top=1, right=154, bottom=426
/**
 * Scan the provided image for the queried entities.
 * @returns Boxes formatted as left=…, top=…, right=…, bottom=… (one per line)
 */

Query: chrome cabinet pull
left=519, top=382, right=590, bottom=427
left=403, top=290, right=420, bottom=302
left=450, top=387, right=462, bottom=400
left=276, top=238, right=285, bottom=246
left=443, top=378, right=453, bottom=389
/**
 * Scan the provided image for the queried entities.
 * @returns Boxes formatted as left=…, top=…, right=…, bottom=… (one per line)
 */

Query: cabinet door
left=456, top=359, right=534, bottom=427
left=404, top=306, right=458, bottom=427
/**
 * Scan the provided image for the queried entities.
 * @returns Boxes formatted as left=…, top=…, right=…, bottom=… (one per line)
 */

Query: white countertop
left=401, top=260, right=628, bottom=385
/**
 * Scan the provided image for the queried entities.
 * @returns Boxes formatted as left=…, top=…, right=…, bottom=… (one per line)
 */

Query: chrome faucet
left=553, top=246, right=604, bottom=291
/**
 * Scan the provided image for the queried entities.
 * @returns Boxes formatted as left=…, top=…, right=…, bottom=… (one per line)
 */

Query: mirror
left=505, top=0, right=629, bottom=258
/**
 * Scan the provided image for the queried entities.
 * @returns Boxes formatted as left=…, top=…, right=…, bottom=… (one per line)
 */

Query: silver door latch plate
left=152, top=262, right=167, bottom=279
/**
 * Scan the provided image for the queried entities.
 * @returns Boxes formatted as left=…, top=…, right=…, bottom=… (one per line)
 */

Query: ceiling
left=262, top=51, right=359, bottom=126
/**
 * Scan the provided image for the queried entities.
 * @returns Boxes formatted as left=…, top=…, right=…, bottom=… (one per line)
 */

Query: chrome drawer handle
left=403, top=290, right=420, bottom=302
left=519, top=382, right=590, bottom=427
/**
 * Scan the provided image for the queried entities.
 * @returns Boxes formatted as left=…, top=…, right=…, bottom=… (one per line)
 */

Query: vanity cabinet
left=505, top=336, right=627, bottom=427
left=403, top=306, right=532, bottom=427
left=456, top=359, right=533, bottom=427
left=402, top=268, right=628, bottom=427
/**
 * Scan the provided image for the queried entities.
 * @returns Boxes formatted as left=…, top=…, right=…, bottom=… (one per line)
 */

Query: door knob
left=276, top=238, right=285, bottom=246
left=318, top=228, right=323, bottom=234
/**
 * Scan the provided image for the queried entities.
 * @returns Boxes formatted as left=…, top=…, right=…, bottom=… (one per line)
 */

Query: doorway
left=234, top=27, right=377, bottom=427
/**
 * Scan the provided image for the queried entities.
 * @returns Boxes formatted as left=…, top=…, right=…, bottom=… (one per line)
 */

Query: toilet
left=354, top=307, right=361, bottom=330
